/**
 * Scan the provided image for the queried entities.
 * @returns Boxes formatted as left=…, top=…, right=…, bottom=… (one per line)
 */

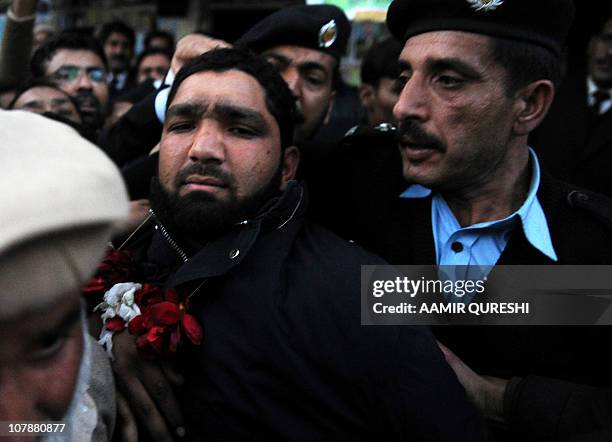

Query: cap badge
left=466, top=0, right=504, bottom=12
left=319, top=19, right=338, bottom=48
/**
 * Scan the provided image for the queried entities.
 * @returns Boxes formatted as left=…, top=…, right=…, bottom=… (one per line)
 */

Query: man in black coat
left=338, top=0, right=612, bottom=440
left=107, top=48, right=486, bottom=442
left=530, top=15, right=612, bottom=193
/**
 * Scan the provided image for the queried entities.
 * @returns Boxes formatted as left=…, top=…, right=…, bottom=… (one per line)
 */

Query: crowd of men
left=1, top=0, right=612, bottom=441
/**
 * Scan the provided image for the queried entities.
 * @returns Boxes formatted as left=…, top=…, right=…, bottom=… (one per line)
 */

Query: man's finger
left=140, top=360, right=185, bottom=435
left=161, top=361, right=185, bottom=386
left=116, top=392, right=139, bottom=442
left=171, top=34, right=231, bottom=73
left=115, top=371, right=174, bottom=442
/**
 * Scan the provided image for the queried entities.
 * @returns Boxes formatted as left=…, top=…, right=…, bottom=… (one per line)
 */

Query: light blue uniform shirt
left=400, top=149, right=558, bottom=301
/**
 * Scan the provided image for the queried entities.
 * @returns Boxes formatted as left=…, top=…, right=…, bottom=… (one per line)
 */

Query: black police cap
left=386, top=0, right=574, bottom=57
left=237, top=5, right=351, bottom=60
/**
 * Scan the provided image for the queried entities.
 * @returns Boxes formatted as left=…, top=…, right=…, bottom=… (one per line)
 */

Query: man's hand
left=170, top=34, right=232, bottom=74
left=112, top=330, right=185, bottom=441
left=437, top=341, right=508, bottom=423
left=10, top=0, right=38, bottom=18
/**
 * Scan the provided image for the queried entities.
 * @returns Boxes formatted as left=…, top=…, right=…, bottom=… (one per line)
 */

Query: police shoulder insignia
left=466, top=0, right=504, bottom=12
left=319, top=19, right=338, bottom=48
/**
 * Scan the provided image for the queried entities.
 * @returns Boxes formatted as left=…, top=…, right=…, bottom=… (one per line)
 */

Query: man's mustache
left=175, top=163, right=234, bottom=191
left=293, top=102, right=306, bottom=124
left=72, top=91, right=101, bottom=111
left=396, top=119, right=446, bottom=152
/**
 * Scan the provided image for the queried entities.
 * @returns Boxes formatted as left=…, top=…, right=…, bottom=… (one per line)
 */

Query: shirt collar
left=399, top=149, right=558, bottom=261
left=587, top=77, right=612, bottom=100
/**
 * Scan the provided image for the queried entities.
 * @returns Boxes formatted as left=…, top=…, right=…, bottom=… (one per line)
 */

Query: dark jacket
left=530, top=69, right=612, bottom=196
left=127, top=182, right=487, bottom=442
left=100, top=88, right=162, bottom=167
left=341, top=168, right=612, bottom=441
left=504, top=376, right=612, bottom=442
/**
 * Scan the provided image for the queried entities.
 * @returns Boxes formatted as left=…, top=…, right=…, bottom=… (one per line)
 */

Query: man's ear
left=359, top=84, right=375, bottom=109
left=279, top=145, right=300, bottom=191
left=512, top=79, right=555, bottom=136
left=323, top=90, right=336, bottom=125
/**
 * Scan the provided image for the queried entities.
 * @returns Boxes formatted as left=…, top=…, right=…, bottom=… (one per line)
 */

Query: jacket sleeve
left=99, top=91, right=162, bottom=167
left=0, top=14, right=34, bottom=86
left=505, top=375, right=612, bottom=441
left=390, top=326, right=489, bottom=441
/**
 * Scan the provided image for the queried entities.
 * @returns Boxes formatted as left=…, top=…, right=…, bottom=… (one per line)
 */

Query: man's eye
left=228, top=126, right=257, bottom=138
left=88, top=68, right=106, bottom=83
left=436, top=75, right=463, bottom=88
left=168, top=122, right=194, bottom=133
left=397, top=74, right=409, bottom=89
left=306, top=75, right=325, bottom=86
left=30, top=334, right=67, bottom=363
left=53, top=70, right=73, bottom=82
left=265, top=57, right=283, bottom=70
left=391, top=79, right=404, bottom=95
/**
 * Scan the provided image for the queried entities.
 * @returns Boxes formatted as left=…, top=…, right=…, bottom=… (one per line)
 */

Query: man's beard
left=110, top=55, right=129, bottom=73
left=72, top=90, right=104, bottom=130
left=150, top=161, right=283, bottom=247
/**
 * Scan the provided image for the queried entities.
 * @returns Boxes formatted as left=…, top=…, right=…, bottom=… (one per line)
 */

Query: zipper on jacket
left=151, top=209, right=189, bottom=263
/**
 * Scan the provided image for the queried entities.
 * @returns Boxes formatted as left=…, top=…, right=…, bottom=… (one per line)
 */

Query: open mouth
left=75, top=97, right=98, bottom=114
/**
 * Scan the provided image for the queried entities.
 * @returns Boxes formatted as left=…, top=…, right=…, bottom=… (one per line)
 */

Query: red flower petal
left=181, top=314, right=203, bottom=345
left=137, top=284, right=164, bottom=307
left=128, top=314, right=146, bottom=334
left=146, top=325, right=165, bottom=342
left=148, top=302, right=180, bottom=325
left=105, top=316, right=126, bottom=331
left=165, top=288, right=180, bottom=304
left=144, top=327, right=166, bottom=355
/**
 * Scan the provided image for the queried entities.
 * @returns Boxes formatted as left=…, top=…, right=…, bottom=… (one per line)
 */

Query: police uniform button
left=344, top=125, right=359, bottom=137
left=567, top=190, right=590, bottom=207
left=575, top=192, right=589, bottom=201
left=451, top=241, right=464, bottom=253
left=229, top=249, right=240, bottom=259
left=375, top=123, right=396, bottom=132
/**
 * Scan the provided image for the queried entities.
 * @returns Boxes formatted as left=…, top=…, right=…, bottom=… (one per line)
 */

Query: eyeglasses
left=50, top=65, right=106, bottom=84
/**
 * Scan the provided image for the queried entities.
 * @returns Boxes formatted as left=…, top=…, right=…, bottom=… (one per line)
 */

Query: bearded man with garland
left=107, top=47, right=487, bottom=442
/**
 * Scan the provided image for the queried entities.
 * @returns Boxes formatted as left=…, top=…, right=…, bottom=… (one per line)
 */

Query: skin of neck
left=441, top=139, right=531, bottom=227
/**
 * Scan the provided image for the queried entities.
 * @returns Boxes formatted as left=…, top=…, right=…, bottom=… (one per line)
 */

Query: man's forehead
left=263, top=45, right=336, bottom=70
left=169, top=70, right=275, bottom=123
left=107, top=32, right=130, bottom=42
left=400, top=31, right=492, bottom=64
left=173, top=70, right=265, bottom=104
left=141, top=54, right=170, bottom=66
left=25, top=85, right=68, bottom=98
left=17, top=87, right=70, bottom=103
left=48, top=49, right=105, bottom=70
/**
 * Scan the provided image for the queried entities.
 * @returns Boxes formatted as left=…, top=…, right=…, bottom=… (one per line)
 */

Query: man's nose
left=75, top=71, right=94, bottom=90
left=393, top=74, right=430, bottom=123
left=281, top=67, right=302, bottom=100
left=188, top=120, right=226, bottom=163
left=0, top=371, right=38, bottom=422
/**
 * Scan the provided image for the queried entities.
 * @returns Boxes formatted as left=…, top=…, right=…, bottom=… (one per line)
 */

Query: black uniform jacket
left=340, top=167, right=612, bottom=442
left=127, top=182, right=487, bottom=442
left=530, top=69, right=612, bottom=196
